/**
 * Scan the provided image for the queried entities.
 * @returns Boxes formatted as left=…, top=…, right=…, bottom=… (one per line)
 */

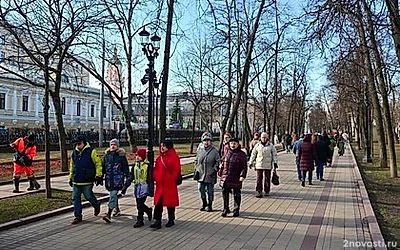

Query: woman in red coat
left=150, top=139, right=181, bottom=229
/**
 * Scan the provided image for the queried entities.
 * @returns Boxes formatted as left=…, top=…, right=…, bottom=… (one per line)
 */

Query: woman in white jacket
left=248, top=132, right=278, bottom=198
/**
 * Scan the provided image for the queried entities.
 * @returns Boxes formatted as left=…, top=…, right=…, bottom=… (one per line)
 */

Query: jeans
left=255, top=169, right=271, bottom=194
left=108, top=190, right=119, bottom=210
left=72, top=184, right=99, bottom=219
left=153, top=196, right=175, bottom=221
left=316, top=162, right=325, bottom=179
left=198, top=182, right=215, bottom=202
left=295, top=158, right=301, bottom=180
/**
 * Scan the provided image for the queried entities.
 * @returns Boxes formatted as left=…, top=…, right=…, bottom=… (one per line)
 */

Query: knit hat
left=228, top=137, right=239, bottom=143
left=261, top=132, right=268, bottom=138
left=109, top=138, right=119, bottom=146
left=136, top=148, right=147, bottom=160
left=72, top=135, right=86, bottom=144
left=162, top=139, right=174, bottom=149
left=201, top=132, right=212, bottom=141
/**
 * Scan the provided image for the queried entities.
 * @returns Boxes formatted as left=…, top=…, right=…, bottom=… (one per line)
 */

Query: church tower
left=107, top=47, right=122, bottom=100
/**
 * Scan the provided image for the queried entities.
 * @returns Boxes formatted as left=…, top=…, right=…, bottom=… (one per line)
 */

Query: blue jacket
left=102, top=148, right=129, bottom=191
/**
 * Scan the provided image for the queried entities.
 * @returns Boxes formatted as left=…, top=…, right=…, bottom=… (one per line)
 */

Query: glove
left=274, top=163, right=278, bottom=169
left=69, top=179, right=73, bottom=187
left=121, top=188, right=127, bottom=195
left=95, top=176, right=103, bottom=186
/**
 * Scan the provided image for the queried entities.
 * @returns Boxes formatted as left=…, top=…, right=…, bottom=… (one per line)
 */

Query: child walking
left=122, top=148, right=153, bottom=228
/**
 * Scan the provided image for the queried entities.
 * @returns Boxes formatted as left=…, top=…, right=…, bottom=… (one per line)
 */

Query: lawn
left=0, top=190, right=73, bottom=224
left=352, top=143, right=400, bottom=246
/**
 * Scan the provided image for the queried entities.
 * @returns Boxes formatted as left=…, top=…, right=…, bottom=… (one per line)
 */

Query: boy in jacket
left=102, top=138, right=129, bottom=223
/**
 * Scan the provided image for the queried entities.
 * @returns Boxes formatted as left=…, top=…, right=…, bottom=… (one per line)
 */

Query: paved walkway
left=0, top=149, right=385, bottom=250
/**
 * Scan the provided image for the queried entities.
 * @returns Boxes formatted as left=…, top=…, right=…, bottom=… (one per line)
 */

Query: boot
left=200, top=198, right=207, bottom=211
left=165, top=220, right=175, bottom=228
left=12, top=178, right=20, bottom=193
left=150, top=220, right=161, bottom=229
left=133, top=220, right=144, bottom=228
left=27, top=178, right=34, bottom=191
left=206, top=201, right=213, bottom=212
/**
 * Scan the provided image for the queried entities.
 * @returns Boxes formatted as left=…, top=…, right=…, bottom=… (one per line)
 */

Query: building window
left=103, top=106, right=107, bottom=118
left=22, top=95, right=28, bottom=111
left=61, top=97, right=66, bottom=115
left=77, top=100, right=81, bottom=116
left=0, top=93, right=5, bottom=109
left=90, top=104, right=95, bottom=117
left=0, top=35, right=5, bottom=45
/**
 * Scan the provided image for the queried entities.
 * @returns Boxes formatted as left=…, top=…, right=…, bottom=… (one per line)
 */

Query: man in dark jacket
left=218, top=138, right=247, bottom=217
left=69, top=135, right=103, bottom=225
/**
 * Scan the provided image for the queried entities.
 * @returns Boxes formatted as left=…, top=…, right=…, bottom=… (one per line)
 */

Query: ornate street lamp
left=139, top=27, right=161, bottom=191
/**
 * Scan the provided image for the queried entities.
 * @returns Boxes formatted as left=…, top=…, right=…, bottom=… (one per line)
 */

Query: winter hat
left=109, top=138, right=119, bottom=146
left=261, top=132, right=268, bottom=138
left=228, top=137, right=239, bottom=143
left=162, top=138, right=174, bottom=149
left=73, top=135, right=86, bottom=144
left=136, top=148, right=147, bottom=160
left=201, top=132, right=212, bottom=141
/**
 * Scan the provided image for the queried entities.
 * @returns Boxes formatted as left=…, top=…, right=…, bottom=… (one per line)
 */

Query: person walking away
left=10, top=134, right=40, bottom=193
left=248, top=132, right=260, bottom=156
left=195, top=133, right=220, bottom=212
left=219, top=138, right=248, bottom=217
left=284, top=132, right=292, bottom=153
left=122, top=148, right=153, bottom=227
left=101, top=138, right=129, bottom=223
left=299, top=134, right=317, bottom=187
left=151, top=139, right=181, bottom=229
left=315, top=135, right=329, bottom=181
left=69, top=135, right=103, bottom=224
left=292, top=134, right=304, bottom=181
left=248, top=132, right=278, bottom=198
left=337, top=134, right=345, bottom=156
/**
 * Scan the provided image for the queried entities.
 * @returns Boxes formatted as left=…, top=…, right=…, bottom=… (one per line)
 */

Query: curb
left=0, top=175, right=194, bottom=232
left=349, top=144, right=387, bottom=250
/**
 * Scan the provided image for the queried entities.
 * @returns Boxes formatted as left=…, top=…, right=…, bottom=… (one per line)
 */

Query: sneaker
left=255, top=192, right=263, bottom=198
left=133, top=220, right=144, bottom=228
left=150, top=220, right=161, bottom=229
left=233, top=211, right=240, bottom=217
left=71, top=217, right=82, bottom=225
left=320, top=178, right=325, bottom=181
left=301, top=181, right=305, bottom=187
left=102, top=214, right=111, bottom=223
left=113, top=208, right=121, bottom=217
left=264, top=192, right=270, bottom=197
left=94, top=204, right=101, bottom=216
left=12, top=190, right=20, bottom=193
left=165, top=220, right=175, bottom=228
left=221, top=209, right=230, bottom=217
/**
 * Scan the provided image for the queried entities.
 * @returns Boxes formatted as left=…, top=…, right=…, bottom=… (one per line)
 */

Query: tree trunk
left=159, top=0, right=174, bottom=143
left=190, top=105, right=198, bottom=154
left=123, top=110, right=136, bottom=153
left=363, top=0, right=397, bottom=176
left=385, top=0, right=400, bottom=64
left=50, top=91, right=68, bottom=172
left=226, top=0, right=266, bottom=133
left=356, top=4, right=387, bottom=167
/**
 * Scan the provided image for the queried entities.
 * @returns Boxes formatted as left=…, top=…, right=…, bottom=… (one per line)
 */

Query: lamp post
left=363, top=75, right=373, bottom=162
left=139, top=27, right=161, bottom=181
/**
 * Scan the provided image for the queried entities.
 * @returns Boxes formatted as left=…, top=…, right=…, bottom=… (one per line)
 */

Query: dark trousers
left=302, top=170, right=313, bottom=183
left=136, top=197, right=151, bottom=221
left=256, top=169, right=272, bottom=193
left=222, top=187, right=241, bottom=212
left=153, top=196, right=175, bottom=221
left=316, top=162, right=324, bottom=179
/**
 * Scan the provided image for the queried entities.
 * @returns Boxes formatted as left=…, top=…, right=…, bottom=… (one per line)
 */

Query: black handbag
left=176, top=174, right=183, bottom=185
left=272, top=171, right=279, bottom=185
left=193, top=171, right=200, bottom=181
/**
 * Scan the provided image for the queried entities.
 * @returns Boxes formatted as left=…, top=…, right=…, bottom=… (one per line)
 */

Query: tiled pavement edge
left=0, top=149, right=388, bottom=250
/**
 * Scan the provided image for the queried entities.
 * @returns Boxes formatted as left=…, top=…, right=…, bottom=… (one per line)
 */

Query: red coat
left=153, top=148, right=181, bottom=207
left=299, top=142, right=316, bottom=171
